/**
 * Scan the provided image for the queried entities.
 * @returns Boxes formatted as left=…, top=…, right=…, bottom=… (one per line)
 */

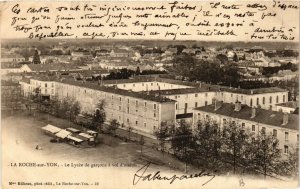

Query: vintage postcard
left=1, top=1, right=299, bottom=189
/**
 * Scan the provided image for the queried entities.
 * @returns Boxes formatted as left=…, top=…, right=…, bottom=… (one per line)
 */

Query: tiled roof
left=195, top=103, right=298, bottom=130
left=276, top=101, right=299, bottom=109
left=148, top=87, right=211, bottom=95
left=26, top=63, right=80, bottom=72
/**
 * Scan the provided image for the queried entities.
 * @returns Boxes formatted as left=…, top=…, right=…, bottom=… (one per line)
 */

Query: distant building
left=1, top=54, right=25, bottom=63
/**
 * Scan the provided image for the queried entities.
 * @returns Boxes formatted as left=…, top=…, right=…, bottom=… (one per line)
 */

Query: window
left=123, top=84, right=126, bottom=87
left=45, top=83, right=47, bottom=87
left=263, top=97, right=265, bottom=104
left=51, top=83, right=54, bottom=87
left=127, top=118, right=129, bottom=123
left=205, top=101, right=208, bottom=106
left=195, top=102, right=198, bottom=107
left=136, top=121, right=138, bottom=125
left=112, top=95, right=114, bottom=100
left=250, top=99, right=253, bottom=107
left=127, top=107, right=129, bottom=113
left=242, top=123, right=245, bottom=129
left=153, top=126, right=156, bottom=130
left=154, top=104, right=156, bottom=109
left=119, top=106, right=121, bottom=110
left=154, top=113, right=156, bottom=118
left=285, top=132, right=289, bottom=141
left=269, top=96, right=272, bottom=104
left=257, top=98, right=259, bottom=105
left=276, top=96, right=279, bottom=103
left=261, top=127, right=266, bottom=135
left=151, top=83, right=153, bottom=86
left=205, top=93, right=208, bottom=97
left=119, top=97, right=122, bottom=102
left=175, top=96, right=177, bottom=99
left=284, top=145, right=289, bottom=154
left=51, top=89, right=54, bottom=94
left=133, top=84, right=135, bottom=87
left=127, top=99, right=129, bottom=103
left=297, top=134, right=299, bottom=142
left=176, top=104, right=178, bottom=110
left=223, top=119, right=227, bottom=124
left=231, top=94, right=233, bottom=97
left=273, top=129, right=277, bottom=137
left=136, top=100, right=138, bottom=106
left=195, top=94, right=198, bottom=97
left=252, top=125, right=255, bottom=132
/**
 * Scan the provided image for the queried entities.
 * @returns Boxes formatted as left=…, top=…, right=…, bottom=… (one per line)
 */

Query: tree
left=276, top=146, right=299, bottom=177
left=70, top=101, right=81, bottom=122
left=93, top=100, right=106, bottom=132
left=32, top=49, right=41, bottom=64
left=216, top=54, right=228, bottom=64
left=135, top=66, right=141, bottom=75
left=108, top=119, right=120, bottom=136
left=233, top=52, right=239, bottom=62
left=251, top=132, right=281, bottom=178
left=139, top=136, right=145, bottom=155
left=153, top=123, right=172, bottom=152
left=222, top=121, right=251, bottom=174
left=171, top=120, right=193, bottom=159
left=194, top=120, right=222, bottom=160
left=127, top=126, right=133, bottom=141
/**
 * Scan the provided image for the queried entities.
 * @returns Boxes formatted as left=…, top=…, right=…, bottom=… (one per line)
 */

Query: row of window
left=174, top=93, right=209, bottom=99
left=114, top=95, right=157, bottom=109
left=125, top=118, right=156, bottom=130
left=220, top=118, right=298, bottom=142
left=249, top=95, right=286, bottom=107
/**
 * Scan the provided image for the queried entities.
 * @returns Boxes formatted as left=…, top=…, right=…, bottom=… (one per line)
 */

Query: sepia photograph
left=1, top=1, right=299, bottom=188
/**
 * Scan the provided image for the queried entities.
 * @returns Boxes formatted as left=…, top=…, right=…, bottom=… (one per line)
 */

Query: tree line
left=154, top=120, right=298, bottom=178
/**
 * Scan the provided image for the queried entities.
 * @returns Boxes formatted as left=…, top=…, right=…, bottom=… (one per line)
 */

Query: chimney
left=214, top=100, right=223, bottom=111
left=251, top=106, right=256, bottom=118
left=234, top=101, right=241, bottom=111
left=282, top=112, right=289, bottom=125
left=250, top=90, right=253, bottom=94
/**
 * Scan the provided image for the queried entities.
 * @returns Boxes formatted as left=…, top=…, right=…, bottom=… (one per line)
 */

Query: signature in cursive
left=133, top=162, right=217, bottom=186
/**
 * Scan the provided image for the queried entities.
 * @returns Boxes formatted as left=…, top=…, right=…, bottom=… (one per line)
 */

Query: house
left=1, top=54, right=25, bottom=63
left=110, top=49, right=131, bottom=58
left=164, top=48, right=177, bottom=56
left=20, top=63, right=81, bottom=73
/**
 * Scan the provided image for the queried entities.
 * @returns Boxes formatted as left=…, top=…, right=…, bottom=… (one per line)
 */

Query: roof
left=55, top=130, right=72, bottom=139
left=59, top=78, right=175, bottom=103
left=148, top=87, right=211, bottom=95
left=219, top=87, right=288, bottom=95
left=87, top=130, right=98, bottom=134
left=79, top=133, right=94, bottom=139
left=276, top=101, right=299, bottom=109
left=195, top=103, right=298, bottom=130
left=25, top=63, right=80, bottom=72
left=111, top=49, right=130, bottom=53
left=67, top=135, right=83, bottom=143
left=66, top=127, right=81, bottom=133
left=42, top=124, right=62, bottom=134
